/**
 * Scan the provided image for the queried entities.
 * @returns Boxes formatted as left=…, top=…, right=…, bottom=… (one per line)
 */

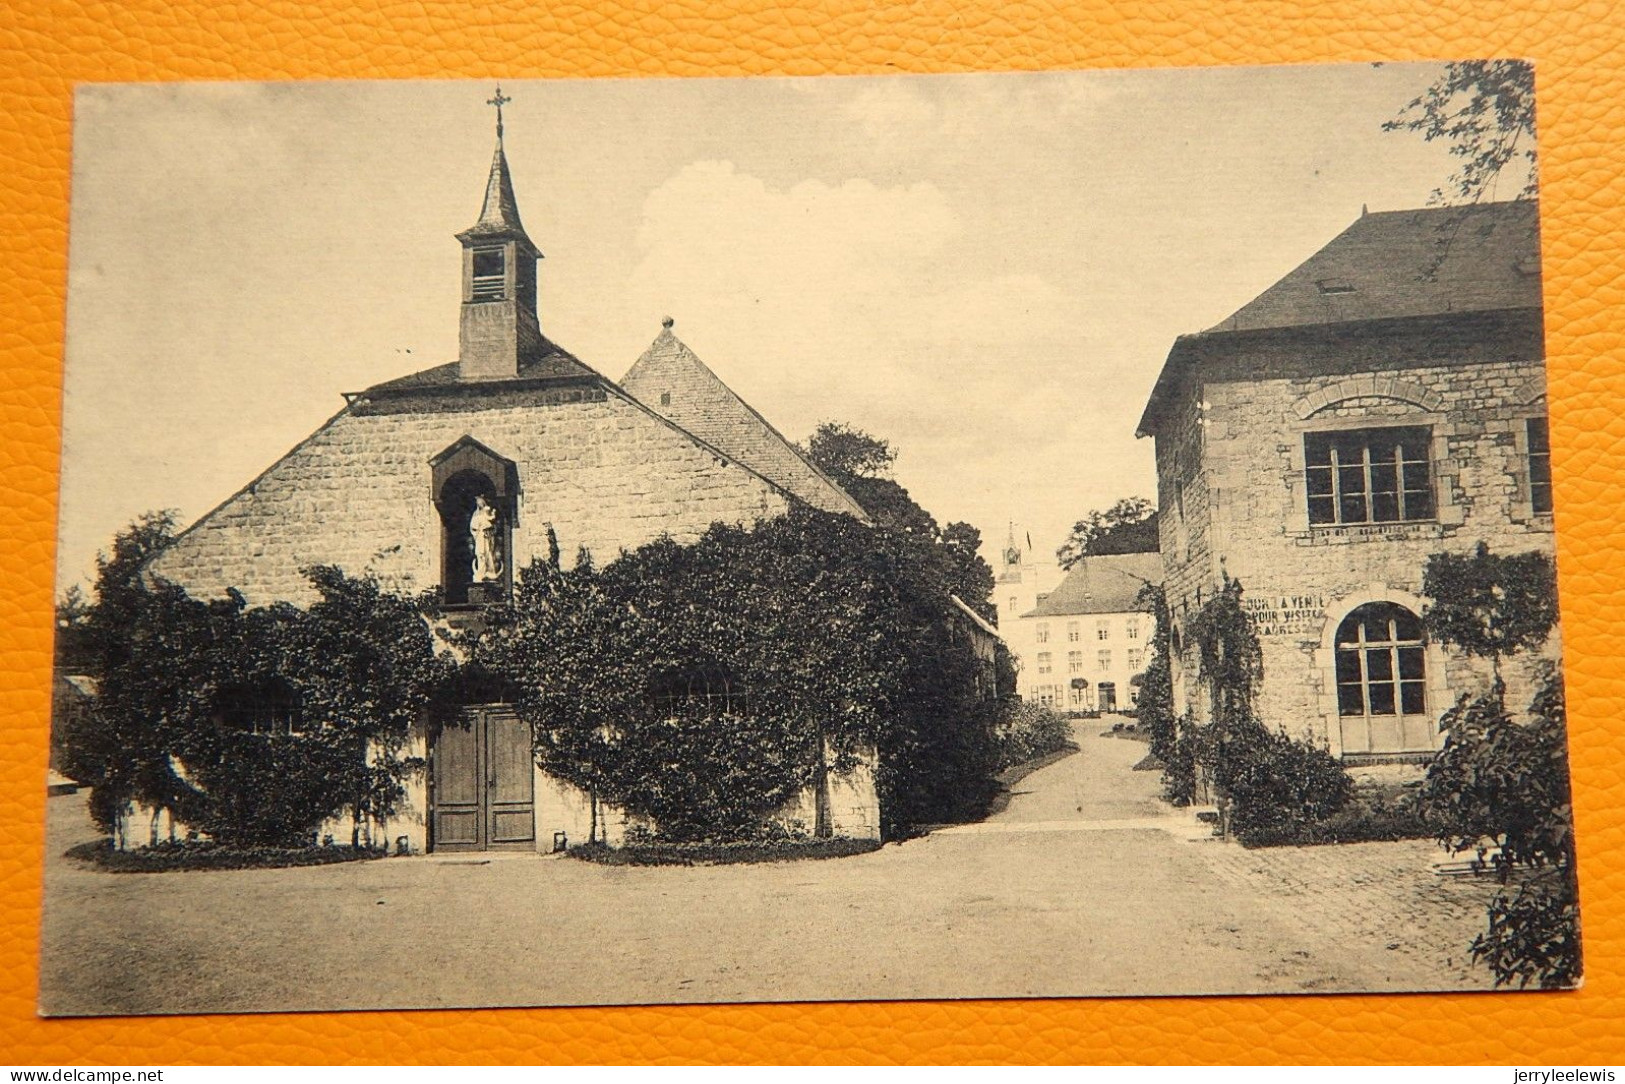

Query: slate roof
left=619, top=324, right=871, bottom=521
left=1208, top=201, right=1541, bottom=333
left=1138, top=200, right=1544, bottom=436
left=1025, top=551, right=1162, bottom=618
left=356, top=337, right=598, bottom=396
left=455, top=140, right=539, bottom=253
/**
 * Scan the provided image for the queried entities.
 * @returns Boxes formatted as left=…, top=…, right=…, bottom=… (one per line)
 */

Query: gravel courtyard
left=38, top=726, right=1501, bottom=1016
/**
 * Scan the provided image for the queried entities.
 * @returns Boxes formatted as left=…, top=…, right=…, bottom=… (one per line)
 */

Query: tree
left=803, top=421, right=897, bottom=481
left=803, top=420, right=997, bottom=623
left=1421, top=665, right=1579, bottom=988
left=1385, top=59, right=1537, bottom=204
left=1421, top=542, right=1559, bottom=689
left=1418, top=542, right=1574, bottom=987
left=61, top=512, right=185, bottom=843
left=1056, top=497, right=1158, bottom=570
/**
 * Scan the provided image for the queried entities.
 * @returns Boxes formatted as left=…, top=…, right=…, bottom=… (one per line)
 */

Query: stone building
left=992, top=531, right=1159, bottom=713
left=144, top=114, right=882, bottom=850
left=1136, top=200, right=1556, bottom=763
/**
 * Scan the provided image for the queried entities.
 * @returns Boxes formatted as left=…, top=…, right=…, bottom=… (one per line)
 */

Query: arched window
left=1335, top=602, right=1430, bottom=754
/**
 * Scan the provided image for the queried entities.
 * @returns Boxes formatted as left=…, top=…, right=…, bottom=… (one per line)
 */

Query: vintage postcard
left=42, top=63, right=1577, bottom=1016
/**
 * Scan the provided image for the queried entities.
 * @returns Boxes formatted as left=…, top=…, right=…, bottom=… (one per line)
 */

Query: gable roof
left=1025, top=551, right=1162, bottom=618
left=1138, top=200, right=1544, bottom=436
left=1210, top=201, right=1541, bottom=333
left=619, top=323, right=870, bottom=521
left=355, top=336, right=598, bottom=397
left=950, top=594, right=1002, bottom=638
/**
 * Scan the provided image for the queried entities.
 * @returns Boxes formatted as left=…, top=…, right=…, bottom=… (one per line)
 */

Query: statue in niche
left=469, top=495, right=503, bottom=583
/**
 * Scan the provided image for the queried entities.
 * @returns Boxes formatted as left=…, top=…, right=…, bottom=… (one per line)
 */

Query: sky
left=58, top=64, right=1470, bottom=594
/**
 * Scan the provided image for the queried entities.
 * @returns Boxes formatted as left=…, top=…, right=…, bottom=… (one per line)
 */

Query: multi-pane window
left=1067, top=651, right=1083, bottom=674
left=1097, top=650, right=1112, bottom=673
left=1036, top=623, right=1049, bottom=644
left=1126, top=620, right=1141, bottom=640
left=1067, top=622, right=1080, bottom=642
left=1305, top=426, right=1434, bottom=525
left=1335, top=602, right=1432, bottom=754
left=1008, top=596, right=1017, bottom=614
left=1036, top=652, right=1052, bottom=674
left=1127, top=649, right=1144, bottom=672
left=1096, top=621, right=1110, bottom=640
left=1528, top=416, right=1553, bottom=514
left=1036, top=686, right=1057, bottom=707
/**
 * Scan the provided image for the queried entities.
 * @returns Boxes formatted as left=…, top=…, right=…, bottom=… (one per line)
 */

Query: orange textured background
left=3, top=0, right=1623, bottom=1066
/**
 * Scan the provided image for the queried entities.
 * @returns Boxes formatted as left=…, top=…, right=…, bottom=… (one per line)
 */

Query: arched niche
left=431, top=437, right=519, bottom=606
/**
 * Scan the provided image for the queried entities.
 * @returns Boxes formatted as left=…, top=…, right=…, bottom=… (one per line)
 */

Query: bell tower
left=456, top=87, right=543, bottom=382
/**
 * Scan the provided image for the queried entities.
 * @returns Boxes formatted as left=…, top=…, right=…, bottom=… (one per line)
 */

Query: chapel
left=144, top=98, right=878, bottom=851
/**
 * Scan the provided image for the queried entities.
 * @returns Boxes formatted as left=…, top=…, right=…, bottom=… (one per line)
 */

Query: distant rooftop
left=1025, top=551, right=1162, bottom=618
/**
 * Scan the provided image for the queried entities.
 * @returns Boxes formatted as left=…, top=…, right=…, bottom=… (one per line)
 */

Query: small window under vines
left=216, top=679, right=304, bottom=738
left=648, top=667, right=748, bottom=718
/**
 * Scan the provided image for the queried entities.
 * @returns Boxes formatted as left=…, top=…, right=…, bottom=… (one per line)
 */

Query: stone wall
left=1156, top=351, right=1558, bottom=756
left=147, top=381, right=792, bottom=606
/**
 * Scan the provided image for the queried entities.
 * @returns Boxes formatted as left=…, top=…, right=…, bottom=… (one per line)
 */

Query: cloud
left=624, top=160, right=1079, bottom=373
left=622, top=159, right=1104, bottom=562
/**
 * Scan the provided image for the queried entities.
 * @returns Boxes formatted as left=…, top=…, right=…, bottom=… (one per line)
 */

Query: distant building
left=993, top=530, right=1160, bottom=713
left=1137, top=201, right=1556, bottom=763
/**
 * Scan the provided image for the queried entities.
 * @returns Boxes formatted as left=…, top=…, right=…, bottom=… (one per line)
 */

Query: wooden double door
left=431, top=706, right=535, bottom=852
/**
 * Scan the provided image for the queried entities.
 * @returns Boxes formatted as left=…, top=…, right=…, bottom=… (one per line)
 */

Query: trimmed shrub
left=994, top=701, right=1072, bottom=769
left=568, top=836, right=881, bottom=866
left=1209, top=717, right=1354, bottom=847
left=1238, top=785, right=1430, bottom=847
left=65, top=838, right=386, bottom=873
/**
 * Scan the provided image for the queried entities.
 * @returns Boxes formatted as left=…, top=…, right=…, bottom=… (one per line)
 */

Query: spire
left=456, top=87, right=543, bottom=381
left=457, top=85, right=538, bottom=252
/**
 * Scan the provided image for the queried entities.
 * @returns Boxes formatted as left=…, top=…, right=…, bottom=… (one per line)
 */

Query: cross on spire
left=487, top=85, right=512, bottom=141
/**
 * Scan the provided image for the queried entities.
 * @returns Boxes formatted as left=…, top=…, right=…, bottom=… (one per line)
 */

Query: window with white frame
left=1097, top=650, right=1111, bottom=673
left=1036, top=623, right=1049, bottom=644
left=1305, top=426, right=1434, bottom=525
left=1067, top=621, right=1080, bottom=642
left=1068, top=650, right=1083, bottom=674
left=1096, top=621, right=1110, bottom=640
left=1036, top=652, right=1052, bottom=674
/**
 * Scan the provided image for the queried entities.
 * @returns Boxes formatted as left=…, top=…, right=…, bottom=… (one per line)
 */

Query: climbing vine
left=473, top=506, right=1001, bottom=842
left=60, top=515, right=456, bottom=849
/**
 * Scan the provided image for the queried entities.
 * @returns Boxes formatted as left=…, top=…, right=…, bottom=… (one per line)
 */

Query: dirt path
left=990, top=724, right=1170, bottom=824
left=37, top=728, right=1498, bottom=1016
